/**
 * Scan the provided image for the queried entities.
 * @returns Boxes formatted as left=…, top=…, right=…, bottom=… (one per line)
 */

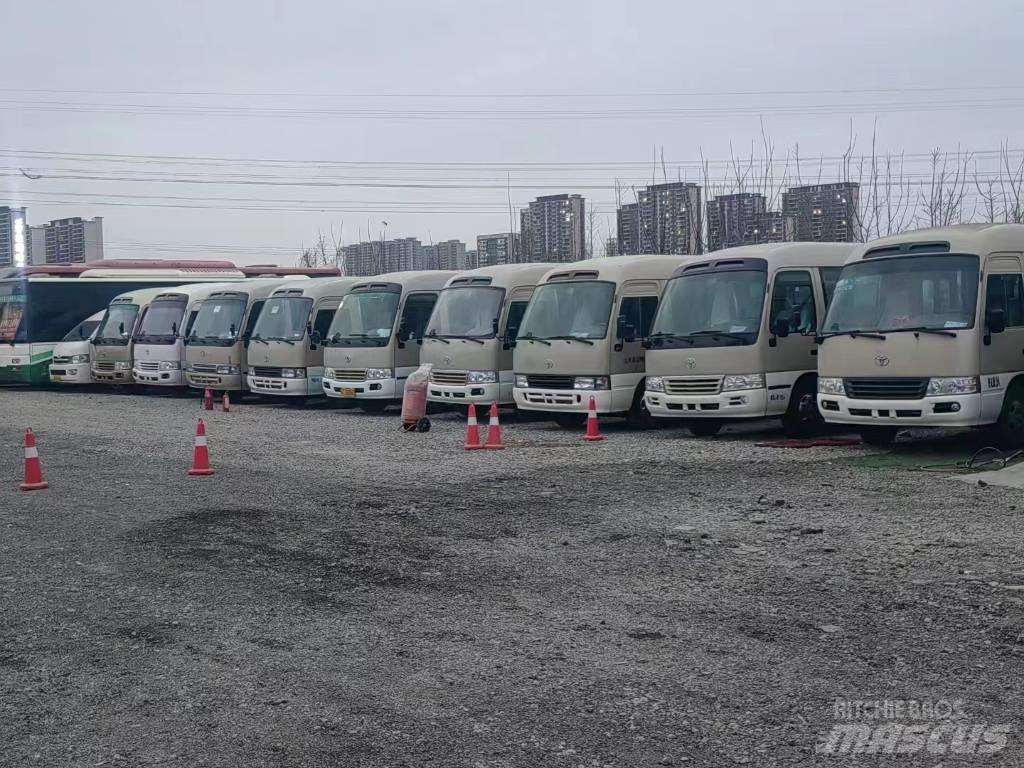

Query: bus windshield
left=425, top=286, right=503, bottom=339
left=328, top=291, right=400, bottom=347
left=650, top=271, right=767, bottom=347
left=517, top=281, right=615, bottom=340
left=824, top=255, right=979, bottom=334
left=251, top=297, right=312, bottom=341
left=0, top=283, right=26, bottom=343
left=134, top=299, right=187, bottom=343
left=95, top=304, right=140, bottom=345
left=62, top=319, right=100, bottom=342
left=189, top=298, right=247, bottom=345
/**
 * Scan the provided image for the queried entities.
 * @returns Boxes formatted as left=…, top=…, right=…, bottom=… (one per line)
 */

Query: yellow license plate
left=340, top=387, right=356, bottom=397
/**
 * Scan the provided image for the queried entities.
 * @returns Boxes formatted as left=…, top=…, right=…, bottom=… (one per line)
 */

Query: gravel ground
left=1, top=388, right=1022, bottom=767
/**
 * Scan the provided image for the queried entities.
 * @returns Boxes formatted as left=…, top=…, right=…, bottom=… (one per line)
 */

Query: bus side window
left=399, top=293, right=438, bottom=340
left=616, top=296, right=658, bottom=340
left=986, top=274, right=1024, bottom=328
left=312, top=309, right=335, bottom=338
left=504, top=300, right=529, bottom=340
left=820, top=267, right=842, bottom=310
left=183, top=309, right=199, bottom=338
left=243, top=301, right=265, bottom=337
left=772, top=271, right=817, bottom=334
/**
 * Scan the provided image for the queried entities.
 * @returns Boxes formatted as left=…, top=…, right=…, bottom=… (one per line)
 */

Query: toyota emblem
left=875, top=354, right=890, bottom=367
left=345, top=355, right=352, bottom=363
left=545, top=359, right=555, bottom=369
left=444, top=356, right=452, bottom=365
left=686, top=357, right=697, bottom=369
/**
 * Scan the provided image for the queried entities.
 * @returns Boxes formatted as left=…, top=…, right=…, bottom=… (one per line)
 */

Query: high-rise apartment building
left=28, top=216, right=104, bottom=265
left=616, top=203, right=640, bottom=255
left=707, top=193, right=768, bottom=252
left=0, top=206, right=30, bottom=268
left=435, top=240, right=468, bottom=271
left=519, top=194, right=586, bottom=262
left=782, top=183, right=860, bottom=242
left=637, top=182, right=703, bottom=255
left=476, top=233, right=519, bottom=267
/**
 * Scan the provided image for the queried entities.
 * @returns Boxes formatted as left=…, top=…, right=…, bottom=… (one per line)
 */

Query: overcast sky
left=2, top=0, right=1023, bottom=265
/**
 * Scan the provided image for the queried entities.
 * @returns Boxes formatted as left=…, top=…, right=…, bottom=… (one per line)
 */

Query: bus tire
left=858, top=426, right=898, bottom=447
left=688, top=419, right=723, bottom=437
left=625, top=385, right=657, bottom=430
left=782, top=377, right=825, bottom=438
left=992, top=382, right=1024, bottom=448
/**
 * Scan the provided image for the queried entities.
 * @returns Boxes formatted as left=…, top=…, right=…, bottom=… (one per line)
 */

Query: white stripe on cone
left=24, top=447, right=38, bottom=459
left=489, top=415, right=499, bottom=425
left=468, top=416, right=478, bottom=426
left=195, top=436, right=208, bottom=447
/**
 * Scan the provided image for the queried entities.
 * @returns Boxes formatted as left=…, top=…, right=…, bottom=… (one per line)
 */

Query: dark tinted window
left=820, top=267, right=842, bottom=309
left=243, top=300, right=265, bottom=337
left=399, top=293, right=438, bottom=339
left=771, top=270, right=817, bottom=334
left=986, top=274, right=1024, bottom=328
left=504, top=300, right=529, bottom=339
left=617, top=295, right=659, bottom=338
left=312, top=308, right=335, bottom=337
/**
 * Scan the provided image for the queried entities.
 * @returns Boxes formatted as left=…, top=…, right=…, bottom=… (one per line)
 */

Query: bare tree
left=919, top=147, right=972, bottom=228
left=999, top=142, right=1024, bottom=223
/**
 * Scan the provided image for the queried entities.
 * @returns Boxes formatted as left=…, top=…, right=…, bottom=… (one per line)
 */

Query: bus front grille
left=333, top=369, right=367, bottom=382
left=431, top=370, right=468, bottom=386
left=844, top=378, right=929, bottom=400
left=136, top=361, right=160, bottom=372
left=94, top=361, right=115, bottom=371
left=51, top=356, right=71, bottom=365
left=664, top=377, right=722, bottom=395
left=190, top=363, right=219, bottom=373
left=525, top=374, right=575, bottom=390
left=252, top=366, right=281, bottom=378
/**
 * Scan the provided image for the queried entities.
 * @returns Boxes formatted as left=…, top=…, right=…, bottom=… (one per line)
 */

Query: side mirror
left=641, top=338, right=653, bottom=350
left=309, top=329, right=322, bottom=346
left=492, top=317, right=500, bottom=336
left=773, top=312, right=792, bottom=339
left=988, top=307, right=1007, bottom=335
left=617, top=318, right=637, bottom=343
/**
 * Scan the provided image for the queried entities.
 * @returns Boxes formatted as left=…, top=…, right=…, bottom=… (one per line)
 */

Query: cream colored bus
left=322, top=271, right=456, bottom=411
left=421, top=263, right=554, bottom=407
left=817, top=224, right=1024, bottom=446
left=644, top=243, right=854, bottom=437
left=512, top=255, right=687, bottom=427
left=184, top=278, right=304, bottom=392
left=246, top=277, right=362, bottom=398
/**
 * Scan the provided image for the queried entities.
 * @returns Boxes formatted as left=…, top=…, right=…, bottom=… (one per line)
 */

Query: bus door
left=767, top=269, right=821, bottom=413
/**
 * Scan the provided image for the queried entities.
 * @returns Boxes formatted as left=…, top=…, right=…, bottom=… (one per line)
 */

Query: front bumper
left=187, top=371, right=244, bottom=391
left=50, top=365, right=92, bottom=384
left=133, top=368, right=185, bottom=386
left=322, top=375, right=400, bottom=400
left=513, top=387, right=614, bottom=413
left=91, top=367, right=132, bottom=384
left=427, top=381, right=508, bottom=405
left=248, top=375, right=313, bottom=397
left=645, top=388, right=769, bottom=419
left=817, top=392, right=984, bottom=428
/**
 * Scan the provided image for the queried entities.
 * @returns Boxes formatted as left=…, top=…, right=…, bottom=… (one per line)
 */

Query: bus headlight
left=247, top=367, right=255, bottom=376
left=281, top=368, right=306, bottom=379
left=113, top=361, right=130, bottom=370
left=574, top=376, right=610, bottom=390
left=324, top=368, right=335, bottom=379
left=514, top=374, right=528, bottom=388
left=646, top=376, right=665, bottom=393
left=722, top=373, right=765, bottom=391
left=818, top=377, right=846, bottom=395
left=467, top=370, right=497, bottom=384
left=159, top=361, right=181, bottom=371
left=216, top=365, right=239, bottom=375
left=366, top=368, right=393, bottom=380
left=927, top=376, right=979, bottom=396
left=70, top=354, right=89, bottom=364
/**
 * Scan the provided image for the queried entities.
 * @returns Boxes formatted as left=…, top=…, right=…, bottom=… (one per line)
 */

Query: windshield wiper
left=647, top=332, right=694, bottom=345
left=250, top=336, right=269, bottom=345
left=541, top=335, right=595, bottom=346
left=426, top=330, right=449, bottom=344
left=890, top=326, right=958, bottom=338
left=520, top=332, right=550, bottom=346
left=686, top=330, right=750, bottom=342
left=448, top=334, right=486, bottom=345
left=821, top=330, right=887, bottom=340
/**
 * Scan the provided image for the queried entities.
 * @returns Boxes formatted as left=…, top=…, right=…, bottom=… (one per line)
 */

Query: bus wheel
left=782, top=378, right=825, bottom=438
left=992, top=383, right=1024, bottom=448
left=360, top=400, right=389, bottom=414
left=553, top=413, right=587, bottom=429
left=858, top=426, right=898, bottom=447
left=688, top=419, right=723, bottom=437
left=625, top=387, right=657, bottom=430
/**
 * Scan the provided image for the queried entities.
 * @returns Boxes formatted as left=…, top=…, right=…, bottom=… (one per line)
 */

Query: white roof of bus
left=351, top=270, right=458, bottom=293
left=443, top=263, right=558, bottom=290
left=107, top=286, right=180, bottom=307
left=203, top=277, right=307, bottom=302
left=150, top=282, right=241, bottom=304
left=269, top=276, right=364, bottom=300
left=845, top=223, right=1024, bottom=264
left=538, top=254, right=691, bottom=284
left=680, top=242, right=856, bottom=272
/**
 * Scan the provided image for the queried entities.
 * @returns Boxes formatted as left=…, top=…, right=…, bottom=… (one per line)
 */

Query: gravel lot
left=1, top=388, right=1022, bottom=767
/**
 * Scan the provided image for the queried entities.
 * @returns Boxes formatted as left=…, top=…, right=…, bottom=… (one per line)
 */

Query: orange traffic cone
left=203, top=387, right=214, bottom=411
left=19, top=428, right=49, bottom=491
left=584, top=396, right=604, bottom=442
left=188, top=419, right=215, bottom=476
left=484, top=403, right=505, bottom=450
left=221, top=391, right=231, bottom=413
left=464, top=403, right=483, bottom=450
